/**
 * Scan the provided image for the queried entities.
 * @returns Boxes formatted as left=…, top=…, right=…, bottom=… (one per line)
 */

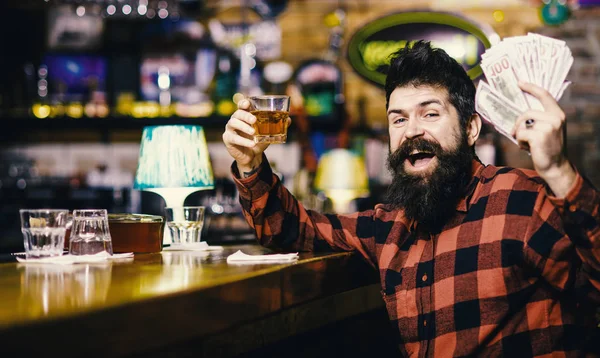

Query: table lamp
left=313, top=149, right=369, bottom=214
left=134, top=125, right=214, bottom=210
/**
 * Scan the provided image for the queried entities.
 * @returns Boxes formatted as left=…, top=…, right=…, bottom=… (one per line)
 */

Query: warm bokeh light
left=493, top=10, right=505, bottom=22
left=131, top=102, right=161, bottom=118
left=96, top=104, right=110, bottom=118
left=232, top=92, right=246, bottom=105
left=84, top=103, right=96, bottom=118
left=216, top=100, right=236, bottom=116
left=32, top=104, right=51, bottom=119
left=66, top=103, right=84, bottom=118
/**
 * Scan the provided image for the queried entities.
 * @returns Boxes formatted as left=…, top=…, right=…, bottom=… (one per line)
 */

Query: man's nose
left=404, top=118, right=425, bottom=139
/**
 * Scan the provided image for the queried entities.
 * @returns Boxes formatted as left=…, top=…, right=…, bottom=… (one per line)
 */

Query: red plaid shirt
left=232, top=157, right=600, bottom=357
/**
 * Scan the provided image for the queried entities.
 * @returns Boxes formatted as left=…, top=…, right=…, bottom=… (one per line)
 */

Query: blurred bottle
left=211, top=51, right=238, bottom=116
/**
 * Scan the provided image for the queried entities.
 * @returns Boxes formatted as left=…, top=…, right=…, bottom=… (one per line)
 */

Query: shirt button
left=568, top=204, right=577, bottom=212
left=422, top=274, right=428, bottom=282
left=423, top=320, right=427, bottom=327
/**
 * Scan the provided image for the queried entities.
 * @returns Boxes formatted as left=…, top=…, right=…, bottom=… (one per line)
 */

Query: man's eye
left=423, top=113, right=439, bottom=121
left=393, top=117, right=407, bottom=125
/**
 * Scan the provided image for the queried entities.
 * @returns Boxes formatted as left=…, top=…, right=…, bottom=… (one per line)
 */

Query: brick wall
left=535, top=8, right=600, bottom=187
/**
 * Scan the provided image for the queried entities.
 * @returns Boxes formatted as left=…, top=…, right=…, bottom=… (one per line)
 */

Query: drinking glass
left=248, top=95, right=290, bottom=144
left=69, top=209, right=113, bottom=256
left=108, top=213, right=164, bottom=253
left=20, top=209, right=69, bottom=259
left=165, top=206, right=205, bottom=245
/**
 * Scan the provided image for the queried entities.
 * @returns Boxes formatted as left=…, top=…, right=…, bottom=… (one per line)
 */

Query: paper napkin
left=226, top=250, right=299, bottom=264
left=162, top=242, right=224, bottom=252
left=16, top=252, right=134, bottom=265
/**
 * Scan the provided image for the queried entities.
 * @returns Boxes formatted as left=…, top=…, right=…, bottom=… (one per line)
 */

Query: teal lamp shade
left=134, top=125, right=214, bottom=208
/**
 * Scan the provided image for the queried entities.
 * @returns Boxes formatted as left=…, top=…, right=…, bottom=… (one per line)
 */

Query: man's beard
left=385, top=132, right=474, bottom=231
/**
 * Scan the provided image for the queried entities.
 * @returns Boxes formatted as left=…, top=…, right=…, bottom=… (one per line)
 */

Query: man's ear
left=467, top=113, right=482, bottom=146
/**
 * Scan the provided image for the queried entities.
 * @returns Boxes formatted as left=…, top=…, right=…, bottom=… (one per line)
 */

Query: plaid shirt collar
left=456, top=159, right=485, bottom=213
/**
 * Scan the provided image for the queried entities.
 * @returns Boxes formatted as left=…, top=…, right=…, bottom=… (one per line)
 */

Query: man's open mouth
left=407, top=151, right=436, bottom=168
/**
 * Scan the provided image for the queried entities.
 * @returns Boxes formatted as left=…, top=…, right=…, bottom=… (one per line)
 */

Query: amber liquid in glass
left=109, top=221, right=164, bottom=253
left=251, top=110, right=288, bottom=143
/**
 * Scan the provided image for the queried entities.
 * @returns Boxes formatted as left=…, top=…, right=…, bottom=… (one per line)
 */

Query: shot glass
left=20, top=209, right=69, bottom=259
left=248, top=95, right=290, bottom=144
left=69, top=209, right=113, bottom=256
left=165, top=206, right=206, bottom=245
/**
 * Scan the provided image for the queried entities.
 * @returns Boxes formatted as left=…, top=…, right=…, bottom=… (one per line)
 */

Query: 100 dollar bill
left=475, top=81, right=522, bottom=144
left=481, top=52, right=530, bottom=111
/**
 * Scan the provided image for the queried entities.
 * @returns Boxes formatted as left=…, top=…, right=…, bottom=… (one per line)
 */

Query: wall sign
left=347, top=11, right=496, bottom=87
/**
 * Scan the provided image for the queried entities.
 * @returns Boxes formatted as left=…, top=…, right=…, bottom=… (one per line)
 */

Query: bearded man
left=222, top=41, right=600, bottom=356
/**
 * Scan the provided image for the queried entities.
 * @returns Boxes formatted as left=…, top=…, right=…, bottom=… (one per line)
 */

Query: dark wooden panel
left=282, top=252, right=378, bottom=307
left=133, top=285, right=390, bottom=358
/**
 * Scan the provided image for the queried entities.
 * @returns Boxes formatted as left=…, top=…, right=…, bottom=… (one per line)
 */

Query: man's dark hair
left=385, top=41, right=476, bottom=128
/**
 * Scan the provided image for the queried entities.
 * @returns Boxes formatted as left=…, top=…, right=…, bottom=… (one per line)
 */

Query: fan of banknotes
left=475, top=33, right=573, bottom=144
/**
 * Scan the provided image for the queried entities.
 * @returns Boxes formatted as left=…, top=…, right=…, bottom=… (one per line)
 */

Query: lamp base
left=325, top=189, right=368, bottom=214
left=147, top=187, right=201, bottom=209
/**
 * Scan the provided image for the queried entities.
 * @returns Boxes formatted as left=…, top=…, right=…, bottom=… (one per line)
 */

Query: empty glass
left=20, top=209, right=69, bottom=259
left=69, top=209, right=113, bottom=256
left=165, top=206, right=206, bottom=245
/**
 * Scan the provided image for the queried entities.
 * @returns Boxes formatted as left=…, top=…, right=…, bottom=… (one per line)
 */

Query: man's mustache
left=388, top=138, right=443, bottom=168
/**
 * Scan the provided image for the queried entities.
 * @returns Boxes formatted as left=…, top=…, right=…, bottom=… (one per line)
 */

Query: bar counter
left=0, top=244, right=396, bottom=357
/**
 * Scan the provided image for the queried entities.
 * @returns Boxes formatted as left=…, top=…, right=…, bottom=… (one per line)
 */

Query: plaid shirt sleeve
left=498, top=167, right=600, bottom=305
left=540, top=173, right=600, bottom=296
left=231, top=155, right=378, bottom=266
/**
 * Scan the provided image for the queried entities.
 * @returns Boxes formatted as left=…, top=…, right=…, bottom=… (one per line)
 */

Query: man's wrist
left=237, top=157, right=263, bottom=178
left=540, top=160, right=577, bottom=199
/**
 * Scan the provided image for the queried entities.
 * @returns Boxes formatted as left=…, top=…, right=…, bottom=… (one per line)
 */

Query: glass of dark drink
left=108, top=214, right=164, bottom=253
left=248, top=95, right=290, bottom=144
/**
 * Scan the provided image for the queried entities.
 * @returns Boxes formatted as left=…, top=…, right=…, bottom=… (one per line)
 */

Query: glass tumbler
left=69, top=209, right=113, bottom=256
left=20, top=209, right=69, bottom=259
left=248, top=95, right=290, bottom=144
left=165, top=206, right=206, bottom=245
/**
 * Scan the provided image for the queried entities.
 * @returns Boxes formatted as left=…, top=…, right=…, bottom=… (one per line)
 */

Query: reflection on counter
left=18, top=262, right=113, bottom=317
left=146, top=249, right=237, bottom=295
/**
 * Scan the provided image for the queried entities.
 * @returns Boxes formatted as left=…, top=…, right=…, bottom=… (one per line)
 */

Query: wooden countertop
left=0, top=244, right=382, bottom=357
